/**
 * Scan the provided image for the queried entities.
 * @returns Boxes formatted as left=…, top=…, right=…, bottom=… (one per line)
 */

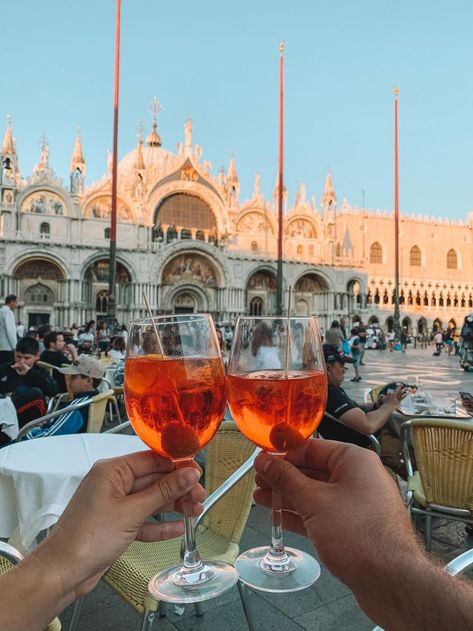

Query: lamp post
left=393, top=86, right=401, bottom=340
left=107, top=0, right=121, bottom=333
left=276, top=41, right=285, bottom=316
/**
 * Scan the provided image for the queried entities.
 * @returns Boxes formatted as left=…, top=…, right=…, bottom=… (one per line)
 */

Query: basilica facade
left=0, top=115, right=472, bottom=334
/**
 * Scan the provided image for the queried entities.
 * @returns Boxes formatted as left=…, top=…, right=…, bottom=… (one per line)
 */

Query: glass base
left=236, top=546, right=321, bottom=593
left=148, top=560, right=238, bottom=603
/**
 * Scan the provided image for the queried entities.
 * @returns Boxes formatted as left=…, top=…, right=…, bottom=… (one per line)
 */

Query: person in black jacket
left=0, top=337, right=58, bottom=427
left=40, top=331, right=78, bottom=392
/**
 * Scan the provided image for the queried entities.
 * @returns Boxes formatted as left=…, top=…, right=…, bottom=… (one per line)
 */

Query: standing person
left=118, top=324, right=128, bottom=345
left=453, top=328, right=461, bottom=355
left=387, top=329, right=395, bottom=352
left=325, top=320, right=344, bottom=350
left=16, top=321, right=25, bottom=340
left=400, top=326, right=408, bottom=353
left=357, top=321, right=367, bottom=365
left=349, top=328, right=362, bottom=382
left=433, top=329, right=443, bottom=355
left=78, top=321, right=95, bottom=354
left=37, top=324, right=53, bottom=354
left=0, top=294, right=18, bottom=365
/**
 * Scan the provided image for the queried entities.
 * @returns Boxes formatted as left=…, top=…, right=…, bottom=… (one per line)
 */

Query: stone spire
left=226, top=155, right=240, bottom=207
left=134, top=122, right=145, bottom=170
left=70, top=127, right=85, bottom=175
left=321, top=172, right=337, bottom=209
left=1, top=116, right=15, bottom=155
left=184, top=119, right=193, bottom=156
left=227, top=155, right=238, bottom=183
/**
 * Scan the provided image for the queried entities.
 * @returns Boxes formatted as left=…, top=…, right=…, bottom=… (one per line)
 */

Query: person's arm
left=338, top=387, right=404, bottom=434
left=65, top=344, right=78, bottom=362
left=0, top=451, right=205, bottom=631
left=24, top=367, right=58, bottom=398
left=253, top=440, right=473, bottom=631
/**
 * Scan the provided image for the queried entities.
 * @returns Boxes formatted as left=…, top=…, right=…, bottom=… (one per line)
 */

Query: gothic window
left=399, top=290, right=405, bottom=305
left=370, top=242, right=383, bottom=264
left=439, top=292, right=444, bottom=307
left=104, top=227, right=111, bottom=239
left=251, top=241, right=258, bottom=252
left=415, top=291, right=421, bottom=306
left=249, top=296, right=263, bottom=316
left=383, top=289, right=389, bottom=304
left=408, top=291, right=413, bottom=305
left=155, top=193, right=216, bottom=232
left=374, top=289, right=380, bottom=304
left=446, top=293, right=452, bottom=307
left=24, top=283, right=54, bottom=306
left=461, top=294, right=466, bottom=308
left=410, top=245, right=421, bottom=266
left=196, top=230, right=205, bottom=241
left=181, top=228, right=192, bottom=240
left=454, top=294, right=459, bottom=307
left=447, top=248, right=458, bottom=269
left=469, top=294, right=473, bottom=308
left=432, top=293, right=436, bottom=306
left=366, top=290, right=372, bottom=304
left=423, top=292, right=429, bottom=306
left=40, top=222, right=50, bottom=238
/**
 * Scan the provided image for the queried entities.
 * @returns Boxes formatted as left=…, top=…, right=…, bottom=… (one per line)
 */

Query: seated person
left=318, top=344, right=406, bottom=477
left=40, top=331, right=78, bottom=392
left=0, top=337, right=58, bottom=428
left=109, top=335, right=126, bottom=361
left=24, top=355, right=106, bottom=439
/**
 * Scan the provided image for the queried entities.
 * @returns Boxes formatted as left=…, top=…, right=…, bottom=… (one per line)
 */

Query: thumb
left=129, top=466, right=201, bottom=518
left=255, top=453, right=320, bottom=517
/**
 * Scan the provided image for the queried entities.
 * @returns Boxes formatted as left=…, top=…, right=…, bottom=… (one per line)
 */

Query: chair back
left=368, top=385, right=385, bottom=403
left=406, top=418, right=473, bottom=509
left=202, top=421, right=256, bottom=543
left=36, top=360, right=56, bottom=378
left=86, top=389, right=115, bottom=433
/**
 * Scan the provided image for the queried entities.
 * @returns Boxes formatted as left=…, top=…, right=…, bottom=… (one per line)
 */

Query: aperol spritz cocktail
left=124, top=315, right=235, bottom=603
left=227, top=317, right=327, bottom=593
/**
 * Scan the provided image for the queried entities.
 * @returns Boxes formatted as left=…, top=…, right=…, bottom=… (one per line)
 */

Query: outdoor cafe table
left=0, top=433, right=144, bottom=550
left=391, top=394, right=472, bottom=437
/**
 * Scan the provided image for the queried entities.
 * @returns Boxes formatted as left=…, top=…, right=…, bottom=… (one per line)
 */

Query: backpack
left=461, top=324, right=473, bottom=342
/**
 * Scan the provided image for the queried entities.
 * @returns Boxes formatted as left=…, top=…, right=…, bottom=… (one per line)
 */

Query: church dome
left=118, top=144, right=177, bottom=178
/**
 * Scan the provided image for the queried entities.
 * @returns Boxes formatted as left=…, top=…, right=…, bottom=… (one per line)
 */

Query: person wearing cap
left=318, top=344, right=405, bottom=476
left=324, top=320, right=344, bottom=350
left=23, top=355, right=105, bottom=440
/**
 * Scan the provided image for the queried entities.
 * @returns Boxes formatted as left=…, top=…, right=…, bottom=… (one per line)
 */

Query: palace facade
left=1, top=115, right=472, bottom=334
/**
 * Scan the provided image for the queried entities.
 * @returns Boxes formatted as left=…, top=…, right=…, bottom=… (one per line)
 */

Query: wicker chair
left=0, top=541, right=62, bottom=630
left=402, top=418, right=473, bottom=549
left=364, top=384, right=385, bottom=405
left=371, top=548, right=473, bottom=631
left=68, top=421, right=258, bottom=631
left=16, top=388, right=115, bottom=440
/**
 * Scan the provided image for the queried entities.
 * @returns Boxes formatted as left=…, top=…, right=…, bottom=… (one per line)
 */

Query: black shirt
left=318, top=384, right=372, bottom=448
left=0, top=363, right=58, bottom=398
left=40, top=350, right=72, bottom=393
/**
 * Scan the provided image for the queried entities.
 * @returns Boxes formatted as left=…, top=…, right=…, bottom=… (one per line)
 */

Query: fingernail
left=258, top=454, right=272, bottom=475
left=179, top=468, right=200, bottom=488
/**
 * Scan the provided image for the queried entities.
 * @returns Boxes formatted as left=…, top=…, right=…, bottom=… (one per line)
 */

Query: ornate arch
left=146, top=179, right=229, bottom=236
left=284, top=216, right=318, bottom=239
left=10, top=252, right=68, bottom=279
left=17, top=185, right=74, bottom=218
left=80, top=253, right=137, bottom=284
left=82, top=192, right=136, bottom=223
left=152, top=241, right=230, bottom=288
left=236, top=209, right=275, bottom=235
left=293, top=268, right=333, bottom=292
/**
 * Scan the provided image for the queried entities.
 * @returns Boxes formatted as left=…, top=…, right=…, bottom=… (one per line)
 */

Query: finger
left=136, top=520, right=185, bottom=542
left=175, top=498, right=205, bottom=517
left=129, top=460, right=202, bottom=495
left=255, top=465, right=331, bottom=489
left=253, top=487, right=297, bottom=512
left=127, top=466, right=201, bottom=520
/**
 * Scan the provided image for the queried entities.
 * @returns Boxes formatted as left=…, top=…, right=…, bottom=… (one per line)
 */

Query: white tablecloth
left=0, top=433, right=145, bottom=549
left=0, top=396, right=19, bottom=440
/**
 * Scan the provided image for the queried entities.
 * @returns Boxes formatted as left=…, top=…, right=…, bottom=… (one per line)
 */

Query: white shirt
left=0, top=305, right=17, bottom=352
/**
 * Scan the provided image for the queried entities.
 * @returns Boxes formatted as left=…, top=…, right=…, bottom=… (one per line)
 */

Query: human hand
left=380, top=385, right=406, bottom=408
left=35, top=451, right=205, bottom=599
left=253, top=439, right=420, bottom=588
left=12, top=360, right=30, bottom=375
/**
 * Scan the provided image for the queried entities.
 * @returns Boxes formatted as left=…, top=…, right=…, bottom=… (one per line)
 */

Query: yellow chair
left=16, top=389, right=115, bottom=440
left=0, top=541, right=62, bottom=630
left=68, top=421, right=258, bottom=631
left=402, top=418, right=473, bottom=550
left=36, top=360, right=56, bottom=378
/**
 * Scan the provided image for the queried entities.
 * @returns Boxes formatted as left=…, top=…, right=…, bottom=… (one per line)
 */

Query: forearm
left=365, top=404, right=397, bottom=432
left=0, top=541, right=77, bottom=631
left=351, top=551, right=473, bottom=630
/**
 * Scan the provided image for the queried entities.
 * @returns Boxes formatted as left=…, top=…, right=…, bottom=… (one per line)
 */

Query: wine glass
left=124, top=314, right=237, bottom=603
left=227, top=316, right=327, bottom=593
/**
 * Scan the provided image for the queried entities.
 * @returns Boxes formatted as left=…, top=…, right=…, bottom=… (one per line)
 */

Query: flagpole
left=276, top=41, right=285, bottom=316
left=393, top=86, right=401, bottom=340
left=107, top=0, right=121, bottom=332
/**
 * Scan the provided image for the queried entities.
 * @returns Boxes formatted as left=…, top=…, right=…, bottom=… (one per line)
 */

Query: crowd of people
left=0, top=296, right=130, bottom=445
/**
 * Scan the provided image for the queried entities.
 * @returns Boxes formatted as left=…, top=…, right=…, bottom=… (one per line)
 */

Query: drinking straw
left=142, top=291, right=164, bottom=355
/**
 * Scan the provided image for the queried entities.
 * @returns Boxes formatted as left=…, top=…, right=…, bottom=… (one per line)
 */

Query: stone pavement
left=59, top=345, right=473, bottom=630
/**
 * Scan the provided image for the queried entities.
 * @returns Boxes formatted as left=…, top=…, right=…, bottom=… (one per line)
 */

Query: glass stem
left=176, top=460, right=203, bottom=570
left=260, top=478, right=295, bottom=574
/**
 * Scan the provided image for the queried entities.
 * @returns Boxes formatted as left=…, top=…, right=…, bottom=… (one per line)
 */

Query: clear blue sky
left=2, top=0, right=473, bottom=219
